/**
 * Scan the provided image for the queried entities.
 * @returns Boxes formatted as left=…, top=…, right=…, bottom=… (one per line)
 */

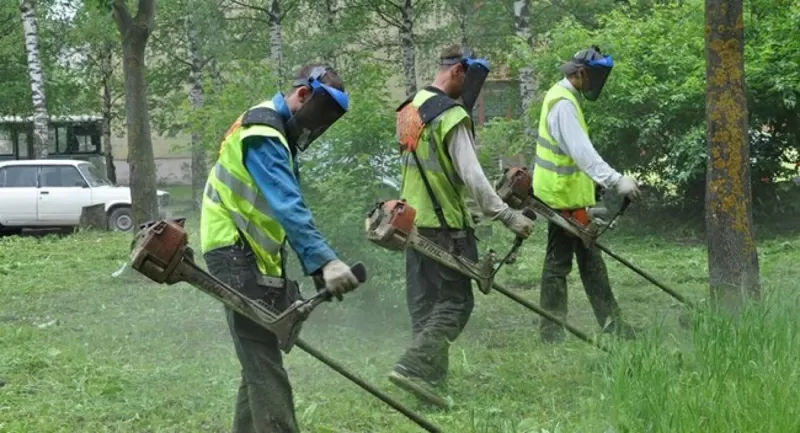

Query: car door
left=0, top=165, right=39, bottom=226
left=37, top=165, right=93, bottom=225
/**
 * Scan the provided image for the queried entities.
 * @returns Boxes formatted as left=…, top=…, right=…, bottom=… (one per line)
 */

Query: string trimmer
left=495, top=167, right=691, bottom=307
left=129, top=218, right=442, bottom=433
left=365, top=200, right=609, bottom=353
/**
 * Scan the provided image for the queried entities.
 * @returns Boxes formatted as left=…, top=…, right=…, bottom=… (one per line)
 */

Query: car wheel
left=0, top=224, right=23, bottom=236
left=108, top=207, right=133, bottom=232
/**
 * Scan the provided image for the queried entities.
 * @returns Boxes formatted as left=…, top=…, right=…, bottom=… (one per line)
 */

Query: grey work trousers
left=395, top=228, right=478, bottom=384
left=204, top=242, right=299, bottom=433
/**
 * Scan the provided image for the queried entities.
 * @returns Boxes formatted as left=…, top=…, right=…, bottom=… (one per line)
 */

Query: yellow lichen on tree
left=704, top=0, right=760, bottom=310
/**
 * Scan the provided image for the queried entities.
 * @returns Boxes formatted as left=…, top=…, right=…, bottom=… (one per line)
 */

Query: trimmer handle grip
left=620, top=197, right=632, bottom=215
left=313, top=262, right=368, bottom=301
left=350, top=262, right=368, bottom=283
left=522, top=208, right=537, bottom=221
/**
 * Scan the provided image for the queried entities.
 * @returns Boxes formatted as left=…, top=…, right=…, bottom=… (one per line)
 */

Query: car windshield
left=77, top=163, right=113, bottom=187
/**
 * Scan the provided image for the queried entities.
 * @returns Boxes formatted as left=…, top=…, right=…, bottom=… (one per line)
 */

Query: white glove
left=615, top=175, right=642, bottom=201
left=321, top=259, right=360, bottom=299
left=498, top=208, right=535, bottom=239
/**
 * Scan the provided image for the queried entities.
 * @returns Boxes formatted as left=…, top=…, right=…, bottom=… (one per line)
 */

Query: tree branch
left=369, top=0, right=404, bottom=28
left=150, top=34, right=194, bottom=67
left=112, top=0, right=134, bottom=34
left=223, top=14, right=270, bottom=25
left=228, top=0, right=274, bottom=19
left=545, top=0, right=597, bottom=28
left=282, top=0, right=300, bottom=16
left=385, top=0, right=402, bottom=11
left=0, top=12, right=15, bottom=38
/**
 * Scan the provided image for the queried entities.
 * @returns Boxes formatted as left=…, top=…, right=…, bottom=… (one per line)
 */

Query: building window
left=473, top=79, right=521, bottom=126
left=0, top=127, right=12, bottom=155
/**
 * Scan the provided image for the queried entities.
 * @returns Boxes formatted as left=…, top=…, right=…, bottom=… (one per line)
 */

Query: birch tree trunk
left=704, top=0, right=760, bottom=313
left=101, top=42, right=117, bottom=184
left=113, top=0, right=159, bottom=229
left=513, top=0, right=536, bottom=144
left=458, top=3, right=468, bottom=49
left=19, top=0, right=48, bottom=159
left=268, top=0, right=284, bottom=88
left=209, top=57, right=222, bottom=92
left=400, top=0, right=416, bottom=98
left=324, top=0, right=338, bottom=67
left=187, top=13, right=207, bottom=211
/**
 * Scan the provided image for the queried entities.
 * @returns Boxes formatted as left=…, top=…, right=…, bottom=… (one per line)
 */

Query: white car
left=0, top=159, right=169, bottom=233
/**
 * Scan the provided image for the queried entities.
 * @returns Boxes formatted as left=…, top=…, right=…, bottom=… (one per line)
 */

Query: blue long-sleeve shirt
left=242, top=92, right=338, bottom=275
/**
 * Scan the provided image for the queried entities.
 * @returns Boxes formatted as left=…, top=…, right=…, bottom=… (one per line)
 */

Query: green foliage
left=181, top=59, right=280, bottom=153
left=526, top=0, right=800, bottom=216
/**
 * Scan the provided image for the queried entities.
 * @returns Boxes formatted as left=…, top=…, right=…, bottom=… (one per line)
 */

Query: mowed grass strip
left=1, top=225, right=797, bottom=433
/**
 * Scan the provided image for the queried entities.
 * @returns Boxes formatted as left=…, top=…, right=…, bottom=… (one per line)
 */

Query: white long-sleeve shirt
left=546, top=78, right=622, bottom=189
left=441, top=118, right=510, bottom=220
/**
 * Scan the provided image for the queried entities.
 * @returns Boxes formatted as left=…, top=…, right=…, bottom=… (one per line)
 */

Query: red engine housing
left=130, top=219, right=189, bottom=284
left=365, top=200, right=416, bottom=251
left=496, top=167, right=532, bottom=210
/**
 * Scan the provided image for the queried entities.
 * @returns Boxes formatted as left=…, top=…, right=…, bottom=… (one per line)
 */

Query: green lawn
left=1, top=219, right=798, bottom=433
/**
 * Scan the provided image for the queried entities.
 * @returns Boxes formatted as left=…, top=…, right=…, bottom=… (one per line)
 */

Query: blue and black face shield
left=561, top=45, right=614, bottom=101
left=286, top=66, right=349, bottom=152
left=440, top=48, right=490, bottom=112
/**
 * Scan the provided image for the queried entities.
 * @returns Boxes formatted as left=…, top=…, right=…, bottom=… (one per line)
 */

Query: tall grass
left=582, top=290, right=800, bottom=433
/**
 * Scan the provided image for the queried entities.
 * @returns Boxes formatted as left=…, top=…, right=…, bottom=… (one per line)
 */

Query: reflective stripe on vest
left=212, top=162, right=274, bottom=219
left=532, top=83, right=596, bottom=209
left=204, top=179, right=281, bottom=255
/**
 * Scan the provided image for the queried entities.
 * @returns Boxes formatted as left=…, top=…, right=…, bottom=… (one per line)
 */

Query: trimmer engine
left=495, top=166, right=531, bottom=210
left=365, top=200, right=416, bottom=251
left=130, top=218, right=190, bottom=284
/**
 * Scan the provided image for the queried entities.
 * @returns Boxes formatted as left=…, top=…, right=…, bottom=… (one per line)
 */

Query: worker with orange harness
left=533, top=46, right=641, bottom=343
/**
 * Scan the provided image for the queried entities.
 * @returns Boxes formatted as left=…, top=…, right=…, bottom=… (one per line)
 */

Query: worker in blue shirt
left=244, top=93, right=339, bottom=274
left=201, top=63, right=359, bottom=433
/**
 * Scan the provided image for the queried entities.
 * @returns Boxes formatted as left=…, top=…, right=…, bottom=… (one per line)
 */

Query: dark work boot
left=540, top=321, right=567, bottom=344
left=388, top=365, right=450, bottom=409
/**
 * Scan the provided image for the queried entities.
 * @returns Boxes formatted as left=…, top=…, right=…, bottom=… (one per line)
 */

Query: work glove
left=321, top=259, right=360, bottom=300
left=615, top=175, right=642, bottom=201
left=498, top=208, right=535, bottom=239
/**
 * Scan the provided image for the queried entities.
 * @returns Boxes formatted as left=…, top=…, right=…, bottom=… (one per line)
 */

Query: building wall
left=112, top=157, right=192, bottom=186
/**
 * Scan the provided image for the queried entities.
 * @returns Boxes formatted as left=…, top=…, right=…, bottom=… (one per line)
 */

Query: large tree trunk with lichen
left=113, top=0, right=159, bottom=229
left=187, top=12, right=206, bottom=211
left=704, top=0, right=760, bottom=313
left=513, top=0, right=535, bottom=147
left=268, top=0, right=284, bottom=88
left=19, top=0, right=48, bottom=159
left=400, top=0, right=416, bottom=98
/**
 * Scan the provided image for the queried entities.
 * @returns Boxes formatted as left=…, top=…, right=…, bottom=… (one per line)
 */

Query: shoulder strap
left=417, top=94, right=460, bottom=126
left=410, top=151, right=451, bottom=231
left=242, top=105, right=299, bottom=159
left=241, top=106, right=287, bottom=138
